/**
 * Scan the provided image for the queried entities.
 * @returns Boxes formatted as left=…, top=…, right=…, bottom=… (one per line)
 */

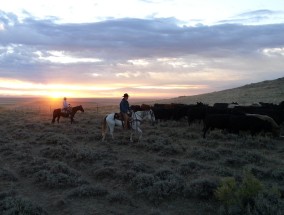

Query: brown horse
left=51, top=105, right=84, bottom=124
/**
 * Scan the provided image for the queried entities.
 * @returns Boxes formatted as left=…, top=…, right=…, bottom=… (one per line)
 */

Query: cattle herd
left=131, top=101, right=284, bottom=138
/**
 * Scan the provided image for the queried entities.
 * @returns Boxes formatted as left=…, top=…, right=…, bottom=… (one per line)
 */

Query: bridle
left=131, top=109, right=155, bottom=124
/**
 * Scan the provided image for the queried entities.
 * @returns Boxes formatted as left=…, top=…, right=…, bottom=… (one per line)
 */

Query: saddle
left=61, top=108, right=71, bottom=116
left=114, top=113, right=132, bottom=129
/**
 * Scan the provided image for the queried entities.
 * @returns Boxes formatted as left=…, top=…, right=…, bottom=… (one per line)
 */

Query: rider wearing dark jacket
left=120, top=93, right=130, bottom=129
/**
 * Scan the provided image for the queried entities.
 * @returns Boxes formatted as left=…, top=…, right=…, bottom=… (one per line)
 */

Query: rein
left=132, top=110, right=150, bottom=122
left=131, top=110, right=155, bottom=125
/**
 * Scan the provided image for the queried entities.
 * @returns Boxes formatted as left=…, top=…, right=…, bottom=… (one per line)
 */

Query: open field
left=1, top=78, right=284, bottom=214
left=0, top=96, right=284, bottom=214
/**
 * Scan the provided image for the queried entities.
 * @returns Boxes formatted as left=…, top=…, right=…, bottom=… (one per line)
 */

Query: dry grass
left=152, top=77, right=284, bottom=105
left=0, top=89, right=284, bottom=214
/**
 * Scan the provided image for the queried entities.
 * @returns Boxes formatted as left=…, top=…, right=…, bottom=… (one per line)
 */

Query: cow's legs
left=203, top=125, right=209, bottom=138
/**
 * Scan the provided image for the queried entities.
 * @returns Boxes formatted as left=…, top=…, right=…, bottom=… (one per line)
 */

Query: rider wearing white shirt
left=62, top=97, right=70, bottom=114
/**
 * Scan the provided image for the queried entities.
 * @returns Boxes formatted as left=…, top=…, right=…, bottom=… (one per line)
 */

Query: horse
left=51, top=105, right=84, bottom=124
left=101, top=109, right=155, bottom=142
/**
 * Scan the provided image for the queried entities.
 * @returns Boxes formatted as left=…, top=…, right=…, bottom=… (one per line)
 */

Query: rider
left=120, top=93, right=131, bottom=129
left=62, top=97, right=72, bottom=114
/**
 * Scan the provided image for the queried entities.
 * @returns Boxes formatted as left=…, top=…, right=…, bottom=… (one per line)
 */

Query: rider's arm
left=120, top=100, right=128, bottom=113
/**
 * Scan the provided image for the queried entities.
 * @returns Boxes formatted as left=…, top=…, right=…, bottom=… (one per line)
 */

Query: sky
left=0, top=0, right=284, bottom=99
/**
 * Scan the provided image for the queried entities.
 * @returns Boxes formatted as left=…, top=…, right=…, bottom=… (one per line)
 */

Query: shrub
left=242, top=151, right=267, bottom=165
left=92, top=167, right=118, bottom=180
left=121, top=170, right=136, bottom=182
left=0, top=144, right=15, bottom=156
left=0, top=196, right=48, bottom=215
left=237, top=171, right=263, bottom=204
left=38, top=133, right=71, bottom=145
left=158, top=144, right=182, bottom=156
left=249, top=166, right=270, bottom=180
left=241, top=137, right=277, bottom=150
left=271, top=168, right=284, bottom=181
left=131, top=162, right=153, bottom=173
left=131, top=173, right=155, bottom=193
left=0, top=168, right=18, bottom=182
left=108, top=191, right=132, bottom=205
left=21, top=159, right=87, bottom=188
left=120, top=160, right=153, bottom=173
left=34, top=170, right=86, bottom=188
left=147, top=178, right=184, bottom=203
left=177, top=160, right=207, bottom=176
left=73, top=148, right=117, bottom=163
left=253, top=188, right=284, bottom=215
left=189, top=148, right=220, bottom=161
left=131, top=170, right=185, bottom=203
left=137, top=138, right=182, bottom=155
left=40, top=146, right=72, bottom=160
left=66, top=185, right=108, bottom=198
left=154, top=168, right=175, bottom=180
left=0, top=132, right=12, bottom=144
left=223, top=157, right=247, bottom=167
left=184, top=177, right=220, bottom=199
left=215, top=171, right=284, bottom=215
left=215, top=177, right=237, bottom=206
left=213, top=166, right=234, bottom=177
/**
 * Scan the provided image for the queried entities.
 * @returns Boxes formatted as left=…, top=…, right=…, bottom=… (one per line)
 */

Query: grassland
left=153, top=77, right=284, bottom=105
left=0, top=77, right=284, bottom=214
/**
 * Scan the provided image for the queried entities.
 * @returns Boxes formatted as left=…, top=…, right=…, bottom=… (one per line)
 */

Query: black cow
left=234, top=105, right=284, bottom=125
left=130, top=105, right=142, bottom=112
left=153, top=103, right=190, bottom=121
left=187, top=105, right=208, bottom=126
left=203, top=113, right=280, bottom=138
left=187, top=104, right=241, bottom=127
left=172, top=104, right=190, bottom=121
left=279, top=101, right=284, bottom=108
left=213, top=103, right=229, bottom=109
left=186, top=102, right=210, bottom=126
left=152, top=107, right=173, bottom=121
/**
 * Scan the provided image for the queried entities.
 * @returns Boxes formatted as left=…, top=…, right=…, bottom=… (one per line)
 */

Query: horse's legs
left=102, top=122, right=114, bottom=141
left=57, top=116, right=60, bottom=123
left=137, top=127, right=143, bottom=142
left=203, top=125, right=209, bottom=138
left=130, top=131, right=133, bottom=142
left=102, top=132, right=106, bottom=141
left=109, top=124, right=115, bottom=140
left=130, top=127, right=142, bottom=142
left=102, top=124, right=110, bottom=141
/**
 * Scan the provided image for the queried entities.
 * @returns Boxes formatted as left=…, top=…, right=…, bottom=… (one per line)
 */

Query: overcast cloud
left=0, top=3, right=284, bottom=98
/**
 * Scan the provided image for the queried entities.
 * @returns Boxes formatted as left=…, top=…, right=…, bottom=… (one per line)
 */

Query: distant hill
left=152, top=77, right=284, bottom=105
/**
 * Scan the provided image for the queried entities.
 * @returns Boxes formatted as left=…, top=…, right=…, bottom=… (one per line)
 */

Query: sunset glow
left=1, top=0, right=284, bottom=99
left=0, top=78, right=209, bottom=99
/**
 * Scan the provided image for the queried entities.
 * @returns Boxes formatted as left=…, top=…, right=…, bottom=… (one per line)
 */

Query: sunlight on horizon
left=0, top=77, right=208, bottom=99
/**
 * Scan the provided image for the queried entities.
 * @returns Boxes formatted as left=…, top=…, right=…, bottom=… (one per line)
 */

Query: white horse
left=101, top=109, right=155, bottom=142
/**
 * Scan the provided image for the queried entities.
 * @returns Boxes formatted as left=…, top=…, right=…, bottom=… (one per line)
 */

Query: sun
left=48, top=91, right=66, bottom=99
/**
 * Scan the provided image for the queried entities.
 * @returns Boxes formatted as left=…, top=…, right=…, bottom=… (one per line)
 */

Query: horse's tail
left=51, top=109, right=60, bottom=123
left=101, top=115, right=107, bottom=136
left=51, top=110, right=56, bottom=123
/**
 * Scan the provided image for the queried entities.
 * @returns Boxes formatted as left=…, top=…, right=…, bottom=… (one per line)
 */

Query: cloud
left=0, top=10, right=284, bottom=97
left=1, top=12, right=284, bottom=57
left=219, top=9, right=284, bottom=25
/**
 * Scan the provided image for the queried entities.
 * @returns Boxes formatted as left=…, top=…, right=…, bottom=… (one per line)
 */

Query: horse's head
left=149, top=109, right=156, bottom=125
left=79, top=105, right=85, bottom=112
left=143, top=109, right=156, bottom=125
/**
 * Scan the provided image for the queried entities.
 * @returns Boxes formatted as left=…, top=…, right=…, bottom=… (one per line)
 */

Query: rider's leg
left=123, top=113, right=129, bottom=129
